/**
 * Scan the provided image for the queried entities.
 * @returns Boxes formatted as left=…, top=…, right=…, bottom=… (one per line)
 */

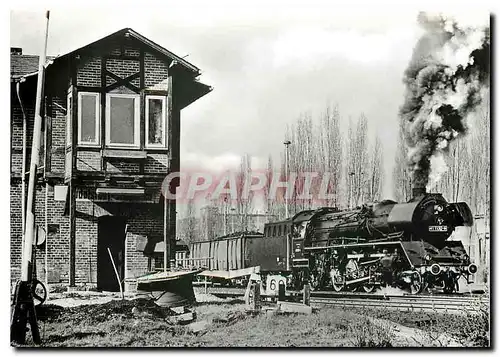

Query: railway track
left=195, top=287, right=488, bottom=314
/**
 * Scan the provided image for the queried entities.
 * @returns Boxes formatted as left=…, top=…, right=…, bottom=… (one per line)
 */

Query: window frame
left=77, top=92, right=101, bottom=146
left=145, top=95, right=167, bottom=148
left=105, top=93, right=140, bottom=148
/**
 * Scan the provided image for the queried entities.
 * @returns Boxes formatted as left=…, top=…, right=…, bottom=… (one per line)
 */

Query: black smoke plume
left=400, top=12, right=490, bottom=189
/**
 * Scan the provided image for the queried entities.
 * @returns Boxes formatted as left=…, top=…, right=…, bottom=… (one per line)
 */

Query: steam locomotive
left=189, top=189, right=477, bottom=294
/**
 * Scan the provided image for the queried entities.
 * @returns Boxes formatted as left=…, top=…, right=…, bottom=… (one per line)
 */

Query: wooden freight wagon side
left=188, top=241, right=213, bottom=269
left=188, top=234, right=266, bottom=273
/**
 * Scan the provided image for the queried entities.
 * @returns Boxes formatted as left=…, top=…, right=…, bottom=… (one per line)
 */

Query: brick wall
left=72, top=201, right=163, bottom=283
left=51, top=96, right=68, bottom=174
left=144, top=153, right=169, bottom=174
left=106, top=58, right=139, bottom=86
left=77, top=56, right=101, bottom=87
left=123, top=204, right=164, bottom=279
left=11, top=182, right=70, bottom=285
left=10, top=183, right=23, bottom=281
left=144, top=52, right=169, bottom=90
left=11, top=182, right=164, bottom=287
left=124, top=45, right=140, bottom=57
left=11, top=100, right=35, bottom=176
left=74, top=200, right=98, bottom=284
left=105, top=161, right=140, bottom=173
left=77, top=151, right=101, bottom=172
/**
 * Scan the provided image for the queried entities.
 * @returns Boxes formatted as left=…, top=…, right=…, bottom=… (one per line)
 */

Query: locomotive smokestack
left=412, top=185, right=426, bottom=198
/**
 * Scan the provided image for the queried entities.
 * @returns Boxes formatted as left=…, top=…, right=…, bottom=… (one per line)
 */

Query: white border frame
left=77, top=92, right=101, bottom=146
left=105, top=93, right=140, bottom=148
left=145, top=95, right=167, bottom=148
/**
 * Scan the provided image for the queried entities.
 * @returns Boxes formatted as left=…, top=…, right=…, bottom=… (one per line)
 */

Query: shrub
left=349, top=317, right=394, bottom=347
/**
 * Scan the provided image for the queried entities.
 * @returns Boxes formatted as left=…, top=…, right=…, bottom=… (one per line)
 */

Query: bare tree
left=276, top=107, right=382, bottom=212
left=199, top=205, right=217, bottom=241
left=264, top=154, right=285, bottom=220
left=443, top=96, right=490, bottom=215
left=345, top=114, right=368, bottom=207
left=318, top=105, right=343, bottom=207
left=345, top=118, right=355, bottom=208
left=393, top=120, right=412, bottom=202
left=235, top=153, right=253, bottom=231
left=183, top=200, right=198, bottom=244
left=368, top=134, right=384, bottom=202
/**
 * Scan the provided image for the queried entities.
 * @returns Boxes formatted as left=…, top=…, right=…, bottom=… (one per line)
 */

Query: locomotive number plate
left=429, top=225, right=448, bottom=232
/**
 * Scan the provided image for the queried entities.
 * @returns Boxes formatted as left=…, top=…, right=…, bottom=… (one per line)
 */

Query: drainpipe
left=45, top=182, right=48, bottom=291
left=163, top=195, right=167, bottom=272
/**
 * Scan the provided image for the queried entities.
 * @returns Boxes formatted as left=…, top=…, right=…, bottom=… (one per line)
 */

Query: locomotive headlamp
left=425, top=254, right=431, bottom=261
left=435, top=204, right=444, bottom=212
left=430, top=263, right=441, bottom=275
left=468, top=264, right=478, bottom=274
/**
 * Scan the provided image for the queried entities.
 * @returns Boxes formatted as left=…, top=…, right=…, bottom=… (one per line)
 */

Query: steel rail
left=313, top=297, right=487, bottom=311
left=198, top=286, right=485, bottom=301
left=195, top=287, right=487, bottom=314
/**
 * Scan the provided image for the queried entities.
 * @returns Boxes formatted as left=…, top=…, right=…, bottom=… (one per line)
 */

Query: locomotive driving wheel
left=344, top=259, right=361, bottom=292
left=409, top=271, right=424, bottom=295
left=360, top=265, right=376, bottom=293
left=330, top=268, right=344, bottom=292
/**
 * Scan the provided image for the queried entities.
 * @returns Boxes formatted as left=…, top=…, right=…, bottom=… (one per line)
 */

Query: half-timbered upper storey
left=11, top=28, right=211, bottom=196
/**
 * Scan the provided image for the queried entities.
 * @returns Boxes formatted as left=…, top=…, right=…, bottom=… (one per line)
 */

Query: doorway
left=97, top=215, right=127, bottom=292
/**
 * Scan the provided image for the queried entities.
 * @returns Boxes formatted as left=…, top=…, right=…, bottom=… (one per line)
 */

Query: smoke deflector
left=449, top=202, right=474, bottom=226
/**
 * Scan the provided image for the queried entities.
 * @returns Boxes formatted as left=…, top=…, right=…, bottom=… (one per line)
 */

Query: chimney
left=412, top=186, right=426, bottom=198
left=11, top=47, right=22, bottom=55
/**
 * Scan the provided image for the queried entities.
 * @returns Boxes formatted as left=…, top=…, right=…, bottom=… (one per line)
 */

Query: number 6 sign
left=266, top=275, right=286, bottom=295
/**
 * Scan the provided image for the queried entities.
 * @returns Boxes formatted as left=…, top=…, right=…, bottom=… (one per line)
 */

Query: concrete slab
left=277, top=301, right=313, bottom=315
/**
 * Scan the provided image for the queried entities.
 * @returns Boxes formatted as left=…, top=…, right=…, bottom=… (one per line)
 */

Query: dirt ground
left=14, top=290, right=489, bottom=348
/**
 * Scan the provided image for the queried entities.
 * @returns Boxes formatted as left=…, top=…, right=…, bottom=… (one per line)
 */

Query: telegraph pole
left=231, top=207, right=235, bottom=232
left=284, top=140, right=291, bottom=218
left=11, top=10, right=50, bottom=345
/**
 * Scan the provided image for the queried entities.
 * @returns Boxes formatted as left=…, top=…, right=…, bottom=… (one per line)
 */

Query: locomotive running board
left=305, top=241, right=403, bottom=251
left=305, top=240, right=414, bottom=269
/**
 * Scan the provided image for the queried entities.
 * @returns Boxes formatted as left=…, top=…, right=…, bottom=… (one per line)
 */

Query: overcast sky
left=9, top=3, right=490, bottom=200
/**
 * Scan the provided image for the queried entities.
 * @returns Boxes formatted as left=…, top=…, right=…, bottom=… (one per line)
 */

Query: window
left=145, top=95, right=167, bottom=147
left=105, top=93, right=140, bottom=147
left=66, top=92, right=72, bottom=146
left=78, top=92, right=100, bottom=145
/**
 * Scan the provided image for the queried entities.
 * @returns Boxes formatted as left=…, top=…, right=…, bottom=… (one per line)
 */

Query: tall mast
left=21, top=10, right=50, bottom=282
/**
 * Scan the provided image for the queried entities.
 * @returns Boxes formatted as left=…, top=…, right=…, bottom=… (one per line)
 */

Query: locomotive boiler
left=290, top=187, right=477, bottom=293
